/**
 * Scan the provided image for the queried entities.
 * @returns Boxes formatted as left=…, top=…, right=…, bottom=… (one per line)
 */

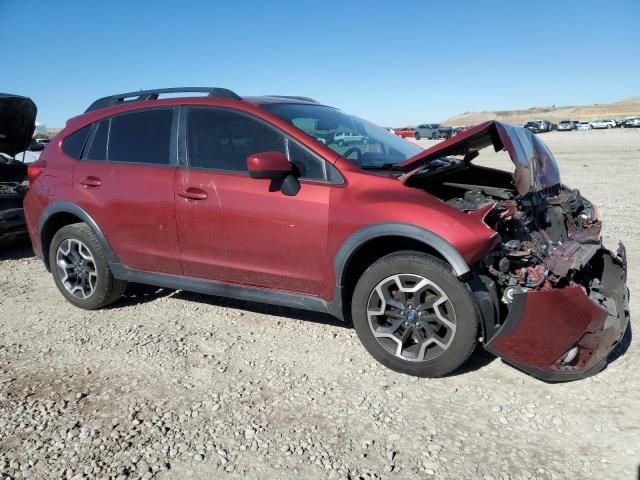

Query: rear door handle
left=80, top=176, right=101, bottom=187
left=178, top=188, right=208, bottom=201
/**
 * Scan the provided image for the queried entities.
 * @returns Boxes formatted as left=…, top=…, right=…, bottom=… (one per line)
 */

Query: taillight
left=27, top=159, right=46, bottom=184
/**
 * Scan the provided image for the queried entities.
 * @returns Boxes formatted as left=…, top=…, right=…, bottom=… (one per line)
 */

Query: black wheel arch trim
left=38, top=201, right=122, bottom=270
left=333, top=223, right=471, bottom=285
left=330, top=223, right=472, bottom=320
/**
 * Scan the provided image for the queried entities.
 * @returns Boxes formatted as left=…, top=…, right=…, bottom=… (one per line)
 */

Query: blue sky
left=1, top=0, right=638, bottom=127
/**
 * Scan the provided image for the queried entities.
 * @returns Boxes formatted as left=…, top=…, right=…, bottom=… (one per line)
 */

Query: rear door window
left=108, top=109, right=173, bottom=165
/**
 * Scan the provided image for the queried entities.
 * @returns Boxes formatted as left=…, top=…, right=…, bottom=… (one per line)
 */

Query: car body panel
left=0, top=94, right=37, bottom=157
left=398, top=120, right=561, bottom=196
left=485, top=248, right=628, bottom=380
left=175, top=167, right=331, bottom=295
left=72, top=161, right=182, bottom=274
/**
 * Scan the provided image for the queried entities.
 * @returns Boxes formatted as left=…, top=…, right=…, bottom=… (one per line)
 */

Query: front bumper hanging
left=485, top=244, right=629, bottom=382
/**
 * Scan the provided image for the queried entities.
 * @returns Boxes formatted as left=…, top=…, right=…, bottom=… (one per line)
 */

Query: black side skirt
left=110, top=263, right=343, bottom=320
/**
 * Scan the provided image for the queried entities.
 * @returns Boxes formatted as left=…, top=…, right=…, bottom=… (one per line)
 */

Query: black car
left=619, top=118, right=640, bottom=128
left=0, top=94, right=36, bottom=243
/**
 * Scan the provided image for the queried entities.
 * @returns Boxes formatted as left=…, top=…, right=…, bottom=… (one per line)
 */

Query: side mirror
left=247, top=151, right=292, bottom=179
left=247, top=151, right=300, bottom=196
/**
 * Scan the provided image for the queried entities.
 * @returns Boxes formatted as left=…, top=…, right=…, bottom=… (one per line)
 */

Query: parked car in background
left=394, top=127, right=415, bottom=138
left=620, top=118, right=640, bottom=128
left=590, top=119, right=616, bottom=129
left=23, top=87, right=630, bottom=382
left=0, top=93, right=36, bottom=244
left=28, top=139, right=45, bottom=151
left=414, top=123, right=453, bottom=140
left=334, top=131, right=368, bottom=146
left=524, top=120, right=550, bottom=134
left=35, top=138, right=51, bottom=146
left=575, top=122, right=592, bottom=131
left=557, top=120, right=574, bottom=131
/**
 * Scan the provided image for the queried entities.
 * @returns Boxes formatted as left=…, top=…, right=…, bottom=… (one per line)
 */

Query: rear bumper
left=485, top=245, right=629, bottom=382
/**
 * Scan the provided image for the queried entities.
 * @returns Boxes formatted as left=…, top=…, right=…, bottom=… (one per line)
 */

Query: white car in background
left=575, top=122, right=592, bottom=131
left=333, top=131, right=369, bottom=146
left=557, top=120, right=574, bottom=131
left=589, top=119, right=616, bottom=129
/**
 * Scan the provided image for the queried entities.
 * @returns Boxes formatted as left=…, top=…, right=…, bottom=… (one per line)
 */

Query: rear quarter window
left=87, top=121, right=108, bottom=161
left=62, top=125, right=91, bottom=159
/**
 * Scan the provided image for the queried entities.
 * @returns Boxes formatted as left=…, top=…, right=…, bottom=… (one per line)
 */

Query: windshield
left=263, top=103, right=422, bottom=169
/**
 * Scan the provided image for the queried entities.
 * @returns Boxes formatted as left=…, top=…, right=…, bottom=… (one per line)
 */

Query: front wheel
left=414, top=132, right=421, bottom=140
left=351, top=252, right=479, bottom=377
left=49, top=223, right=127, bottom=310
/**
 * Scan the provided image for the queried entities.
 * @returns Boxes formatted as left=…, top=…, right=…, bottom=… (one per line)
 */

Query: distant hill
left=47, top=128, right=63, bottom=138
left=442, top=97, right=640, bottom=126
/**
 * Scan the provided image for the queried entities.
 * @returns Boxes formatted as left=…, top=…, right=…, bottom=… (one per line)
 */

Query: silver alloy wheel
left=55, top=239, right=98, bottom=299
left=367, top=274, right=456, bottom=362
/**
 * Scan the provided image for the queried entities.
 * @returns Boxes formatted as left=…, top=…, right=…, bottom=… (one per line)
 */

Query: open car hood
left=0, top=94, right=37, bottom=157
left=398, top=120, right=561, bottom=196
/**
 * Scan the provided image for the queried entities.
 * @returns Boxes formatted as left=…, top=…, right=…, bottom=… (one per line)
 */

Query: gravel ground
left=1, top=128, right=638, bottom=480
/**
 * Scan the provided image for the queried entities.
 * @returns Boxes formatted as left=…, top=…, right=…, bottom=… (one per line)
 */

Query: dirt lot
left=1, top=128, right=639, bottom=480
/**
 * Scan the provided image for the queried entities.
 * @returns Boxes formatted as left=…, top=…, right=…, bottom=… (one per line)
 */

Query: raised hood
left=398, top=120, right=561, bottom=196
left=0, top=94, right=37, bottom=157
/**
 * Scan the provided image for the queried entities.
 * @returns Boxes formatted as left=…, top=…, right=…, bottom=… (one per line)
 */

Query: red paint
left=486, top=286, right=627, bottom=377
left=394, top=128, right=415, bottom=138
left=247, top=151, right=292, bottom=178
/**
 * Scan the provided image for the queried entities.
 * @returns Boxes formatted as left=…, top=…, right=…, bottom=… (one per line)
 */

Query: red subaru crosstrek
left=23, top=87, right=629, bottom=381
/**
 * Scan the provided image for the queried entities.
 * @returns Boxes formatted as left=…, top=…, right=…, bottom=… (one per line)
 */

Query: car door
left=175, top=106, right=333, bottom=296
left=72, top=108, right=182, bottom=274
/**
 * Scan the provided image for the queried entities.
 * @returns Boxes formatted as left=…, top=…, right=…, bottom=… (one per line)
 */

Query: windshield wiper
left=360, top=163, right=397, bottom=170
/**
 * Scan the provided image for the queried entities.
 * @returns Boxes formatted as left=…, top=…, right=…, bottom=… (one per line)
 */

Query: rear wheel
left=431, top=131, right=440, bottom=140
left=351, top=252, right=479, bottom=377
left=49, top=223, right=127, bottom=309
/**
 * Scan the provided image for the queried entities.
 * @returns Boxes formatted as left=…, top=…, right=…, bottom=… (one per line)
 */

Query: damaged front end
left=401, top=121, right=630, bottom=381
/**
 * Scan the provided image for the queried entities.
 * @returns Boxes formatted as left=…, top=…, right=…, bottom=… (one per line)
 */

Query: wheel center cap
left=406, top=310, right=418, bottom=322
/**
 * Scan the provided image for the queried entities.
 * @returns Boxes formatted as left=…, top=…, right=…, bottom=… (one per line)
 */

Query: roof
left=84, top=87, right=324, bottom=113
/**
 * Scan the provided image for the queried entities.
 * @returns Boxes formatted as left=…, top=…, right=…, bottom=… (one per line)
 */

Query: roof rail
left=269, top=95, right=320, bottom=104
left=85, top=87, right=242, bottom=113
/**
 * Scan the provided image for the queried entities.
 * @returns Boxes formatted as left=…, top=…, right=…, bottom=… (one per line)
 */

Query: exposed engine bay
left=395, top=120, right=629, bottom=379
left=406, top=159, right=623, bottom=311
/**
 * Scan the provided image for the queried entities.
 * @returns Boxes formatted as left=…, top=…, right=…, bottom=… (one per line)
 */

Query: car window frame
left=80, top=107, right=179, bottom=167
left=181, top=105, right=341, bottom=185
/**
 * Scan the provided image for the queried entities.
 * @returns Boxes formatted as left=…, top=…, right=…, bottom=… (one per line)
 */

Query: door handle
left=178, top=188, right=208, bottom=200
left=80, top=176, right=101, bottom=187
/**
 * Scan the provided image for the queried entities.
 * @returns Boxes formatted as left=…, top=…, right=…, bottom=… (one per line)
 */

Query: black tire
left=351, top=252, right=479, bottom=377
left=414, top=132, right=421, bottom=140
left=49, top=223, right=127, bottom=309
left=431, top=132, right=439, bottom=140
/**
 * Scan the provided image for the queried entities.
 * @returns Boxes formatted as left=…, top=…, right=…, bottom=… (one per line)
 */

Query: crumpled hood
left=398, top=120, right=561, bottom=196
left=0, top=94, right=37, bottom=157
